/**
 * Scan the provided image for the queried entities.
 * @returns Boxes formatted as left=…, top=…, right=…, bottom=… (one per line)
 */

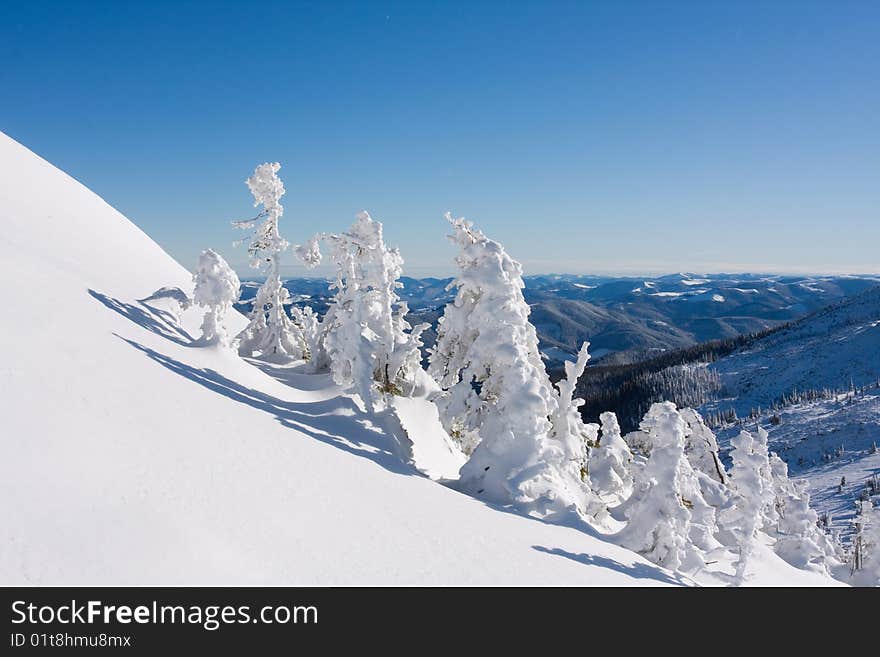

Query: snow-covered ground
left=705, top=286, right=880, bottom=416
left=0, top=132, right=840, bottom=586
left=698, top=283, right=880, bottom=557
left=714, top=390, right=880, bottom=551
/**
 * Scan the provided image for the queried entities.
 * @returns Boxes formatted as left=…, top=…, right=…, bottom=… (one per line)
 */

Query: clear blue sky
left=2, top=1, right=878, bottom=277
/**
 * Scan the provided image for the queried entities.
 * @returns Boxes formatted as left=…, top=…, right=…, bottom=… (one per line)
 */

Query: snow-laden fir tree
left=233, top=162, right=307, bottom=360
left=192, top=248, right=241, bottom=347
left=289, top=305, right=322, bottom=367
left=767, top=453, right=839, bottom=574
left=849, top=500, right=880, bottom=586
left=428, top=213, right=553, bottom=456
left=547, top=341, right=606, bottom=517
left=589, top=411, right=633, bottom=503
left=428, top=214, right=597, bottom=520
left=301, top=211, right=427, bottom=410
left=679, top=408, right=727, bottom=484
left=549, top=342, right=593, bottom=451
left=722, top=427, right=775, bottom=583
left=613, top=402, right=719, bottom=572
left=675, top=408, right=733, bottom=521
left=753, top=427, right=781, bottom=527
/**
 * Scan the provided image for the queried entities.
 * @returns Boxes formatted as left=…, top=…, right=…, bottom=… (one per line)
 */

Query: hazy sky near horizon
left=2, top=1, right=878, bottom=277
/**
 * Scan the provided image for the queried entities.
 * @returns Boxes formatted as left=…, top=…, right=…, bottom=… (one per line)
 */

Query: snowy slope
left=699, top=287, right=880, bottom=559
left=770, top=391, right=880, bottom=551
left=0, top=132, right=836, bottom=586
left=714, top=390, right=880, bottom=552
left=705, top=286, right=880, bottom=416
left=0, top=132, right=666, bottom=585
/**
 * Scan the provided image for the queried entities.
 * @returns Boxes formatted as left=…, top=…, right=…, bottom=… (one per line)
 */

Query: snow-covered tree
left=754, top=427, right=781, bottom=527
left=289, top=305, right=322, bottom=367
left=429, top=214, right=596, bottom=520
left=849, top=500, right=880, bottom=586
left=612, top=403, right=718, bottom=571
left=767, top=453, right=839, bottom=574
left=428, top=214, right=552, bottom=453
left=589, top=411, right=633, bottom=503
left=622, top=426, right=652, bottom=458
left=192, top=248, right=240, bottom=347
left=547, top=341, right=606, bottom=517
left=233, top=162, right=307, bottom=360
left=301, top=211, right=427, bottom=410
left=722, top=427, right=775, bottom=583
left=548, top=342, right=598, bottom=469
left=627, top=407, right=727, bottom=488
left=679, top=408, right=727, bottom=484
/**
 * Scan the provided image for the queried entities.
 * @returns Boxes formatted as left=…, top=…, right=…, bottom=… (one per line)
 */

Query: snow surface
left=714, top=390, right=880, bottom=551
left=0, top=132, right=671, bottom=585
left=699, top=286, right=880, bottom=569
left=0, top=132, right=838, bottom=586
left=706, top=286, right=880, bottom=415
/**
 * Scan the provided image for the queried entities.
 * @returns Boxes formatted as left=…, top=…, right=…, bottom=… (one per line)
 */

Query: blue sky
left=2, top=1, right=878, bottom=277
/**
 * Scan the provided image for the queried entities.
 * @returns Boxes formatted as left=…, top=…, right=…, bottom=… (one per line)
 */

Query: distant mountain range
left=546, top=279, right=880, bottom=437
left=238, top=272, right=880, bottom=368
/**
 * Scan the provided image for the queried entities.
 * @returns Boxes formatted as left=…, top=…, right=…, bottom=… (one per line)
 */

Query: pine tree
left=289, top=305, right=322, bottom=366
left=548, top=342, right=596, bottom=467
left=547, top=342, right=606, bottom=517
left=768, top=453, right=839, bottom=574
left=849, top=500, right=880, bottom=585
left=589, top=411, right=633, bottom=503
left=302, top=211, right=427, bottom=410
left=429, top=214, right=595, bottom=520
left=234, top=162, right=307, bottom=360
left=192, top=248, right=240, bottom=347
left=722, top=427, right=775, bottom=583
left=613, top=402, right=718, bottom=572
left=428, top=213, right=554, bottom=455
left=679, top=408, right=727, bottom=484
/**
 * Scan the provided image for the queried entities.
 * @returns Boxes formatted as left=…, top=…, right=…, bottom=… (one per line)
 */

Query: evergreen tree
left=234, top=163, right=307, bottom=360
left=849, top=500, right=880, bottom=585
left=722, top=427, right=774, bottom=583
left=589, top=411, right=633, bottom=503
left=430, top=214, right=596, bottom=520
left=613, top=402, right=718, bottom=571
left=302, top=211, right=427, bottom=410
left=192, top=248, right=240, bottom=347
left=548, top=341, right=606, bottom=517
left=680, top=408, right=727, bottom=484
left=768, top=453, right=839, bottom=574
left=290, top=305, right=322, bottom=366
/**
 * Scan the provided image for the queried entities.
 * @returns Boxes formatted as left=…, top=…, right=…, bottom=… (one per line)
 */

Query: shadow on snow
left=531, top=545, right=688, bottom=585
left=117, top=335, right=415, bottom=477
left=88, top=289, right=194, bottom=346
left=93, top=288, right=687, bottom=585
